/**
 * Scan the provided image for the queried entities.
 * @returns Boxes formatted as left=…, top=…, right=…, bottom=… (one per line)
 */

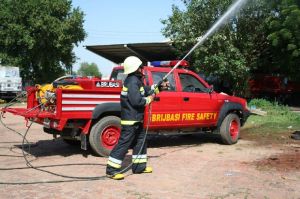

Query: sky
left=71, top=0, right=185, bottom=77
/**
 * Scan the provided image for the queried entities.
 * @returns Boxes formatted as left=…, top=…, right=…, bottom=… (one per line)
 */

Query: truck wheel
left=89, top=116, right=121, bottom=157
left=220, top=113, right=240, bottom=145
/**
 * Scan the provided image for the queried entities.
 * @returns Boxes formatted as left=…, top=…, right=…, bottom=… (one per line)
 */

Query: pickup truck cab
left=90, top=60, right=250, bottom=156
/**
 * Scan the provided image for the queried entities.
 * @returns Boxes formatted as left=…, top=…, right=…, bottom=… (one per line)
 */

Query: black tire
left=220, top=113, right=240, bottom=145
left=89, top=116, right=121, bottom=157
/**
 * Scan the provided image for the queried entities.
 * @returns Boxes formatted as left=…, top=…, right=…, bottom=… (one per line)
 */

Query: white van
left=0, top=66, right=22, bottom=99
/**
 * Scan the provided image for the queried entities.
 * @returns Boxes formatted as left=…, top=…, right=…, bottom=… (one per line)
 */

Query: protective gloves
left=150, top=84, right=160, bottom=95
left=144, top=96, right=153, bottom=105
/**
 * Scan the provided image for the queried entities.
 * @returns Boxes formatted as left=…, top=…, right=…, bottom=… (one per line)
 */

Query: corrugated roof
left=85, top=42, right=179, bottom=64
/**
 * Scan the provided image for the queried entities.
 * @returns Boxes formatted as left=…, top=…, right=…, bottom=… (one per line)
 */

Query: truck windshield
left=0, top=67, right=20, bottom=78
left=110, top=69, right=126, bottom=82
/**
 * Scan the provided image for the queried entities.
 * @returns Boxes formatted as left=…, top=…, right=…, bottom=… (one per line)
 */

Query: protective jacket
left=120, top=72, right=150, bottom=124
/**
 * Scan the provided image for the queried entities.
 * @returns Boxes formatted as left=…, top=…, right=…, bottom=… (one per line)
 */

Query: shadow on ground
left=15, top=133, right=222, bottom=158
left=147, top=133, right=221, bottom=148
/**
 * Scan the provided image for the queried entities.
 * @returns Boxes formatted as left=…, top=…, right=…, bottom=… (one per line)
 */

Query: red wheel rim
left=101, top=126, right=120, bottom=149
left=229, top=119, right=239, bottom=140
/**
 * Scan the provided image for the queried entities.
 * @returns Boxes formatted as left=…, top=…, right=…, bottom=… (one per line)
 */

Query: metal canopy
left=85, top=42, right=179, bottom=64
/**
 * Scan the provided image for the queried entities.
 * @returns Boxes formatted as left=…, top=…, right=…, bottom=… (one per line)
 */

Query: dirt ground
left=0, top=112, right=299, bottom=199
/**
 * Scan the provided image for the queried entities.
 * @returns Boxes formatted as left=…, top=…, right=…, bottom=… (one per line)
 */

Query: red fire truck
left=249, top=74, right=300, bottom=104
left=1, top=60, right=250, bottom=157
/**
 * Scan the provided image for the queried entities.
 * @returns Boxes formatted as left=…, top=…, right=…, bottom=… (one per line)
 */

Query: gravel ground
left=0, top=112, right=299, bottom=199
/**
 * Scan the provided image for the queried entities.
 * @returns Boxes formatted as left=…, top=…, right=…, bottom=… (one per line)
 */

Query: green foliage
left=266, top=0, right=300, bottom=80
left=195, top=34, right=248, bottom=95
left=245, top=99, right=300, bottom=135
left=77, top=62, right=101, bottom=77
left=0, top=0, right=86, bottom=83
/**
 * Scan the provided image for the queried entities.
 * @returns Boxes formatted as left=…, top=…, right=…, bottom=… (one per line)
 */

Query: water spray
left=157, top=0, right=249, bottom=86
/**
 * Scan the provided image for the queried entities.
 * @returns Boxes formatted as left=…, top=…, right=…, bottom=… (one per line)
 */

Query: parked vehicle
left=0, top=66, right=22, bottom=99
left=249, top=74, right=300, bottom=104
left=1, top=60, right=250, bottom=156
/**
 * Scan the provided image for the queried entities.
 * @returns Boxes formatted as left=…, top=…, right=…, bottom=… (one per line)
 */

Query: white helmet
left=123, top=56, right=142, bottom=74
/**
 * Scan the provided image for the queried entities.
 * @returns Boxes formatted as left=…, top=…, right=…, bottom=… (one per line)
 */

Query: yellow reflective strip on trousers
left=121, top=120, right=137, bottom=125
left=132, top=158, right=147, bottom=164
left=107, top=160, right=121, bottom=169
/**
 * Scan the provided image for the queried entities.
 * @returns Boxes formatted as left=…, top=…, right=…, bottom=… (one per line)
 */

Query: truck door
left=145, top=71, right=183, bottom=129
left=178, top=73, right=221, bottom=127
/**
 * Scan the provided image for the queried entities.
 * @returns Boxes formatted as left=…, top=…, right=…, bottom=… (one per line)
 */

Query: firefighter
left=106, top=56, right=156, bottom=180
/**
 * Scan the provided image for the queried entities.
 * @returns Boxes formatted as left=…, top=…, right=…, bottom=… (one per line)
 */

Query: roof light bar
left=150, top=60, right=189, bottom=67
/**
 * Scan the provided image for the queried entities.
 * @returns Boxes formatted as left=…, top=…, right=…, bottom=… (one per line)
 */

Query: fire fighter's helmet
left=123, top=56, right=143, bottom=74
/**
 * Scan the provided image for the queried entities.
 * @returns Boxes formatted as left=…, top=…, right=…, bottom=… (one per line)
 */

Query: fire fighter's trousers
left=106, top=122, right=147, bottom=175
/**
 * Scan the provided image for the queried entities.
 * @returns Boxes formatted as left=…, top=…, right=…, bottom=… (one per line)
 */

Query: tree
left=77, top=62, right=101, bottom=77
left=0, top=0, right=86, bottom=83
left=161, top=0, right=289, bottom=95
left=267, top=0, right=300, bottom=80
